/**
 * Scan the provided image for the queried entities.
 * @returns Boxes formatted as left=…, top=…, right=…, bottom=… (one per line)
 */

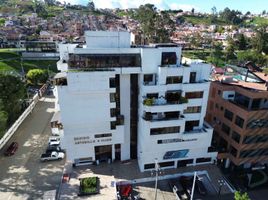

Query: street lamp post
left=151, top=158, right=161, bottom=200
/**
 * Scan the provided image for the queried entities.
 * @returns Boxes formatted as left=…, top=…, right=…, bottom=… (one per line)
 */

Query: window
left=95, top=133, right=112, bottom=138
left=189, top=72, right=196, bottom=83
left=166, top=76, right=183, bottom=84
left=144, top=74, right=154, bottom=83
left=144, top=163, right=155, bottom=169
left=232, top=131, right=241, bottom=143
left=221, top=123, right=230, bottom=135
left=184, top=106, right=201, bottom=113
left=110, top=108, right=116, bottom=117
left=110, top=93, right=116, bottom=102
left=161, top=52, right=177, bottom=65
left=146, top=93, right=158, bottom=99
left=159, top=161, right=174, bottom=168
left=185, top=91, right=203, bottom=99
left=218, top=90, right=221, bottom=95
left=110, top=121, right=116, bottom=130
left=196, top=157, right=211, bottom=163
left=251, top=98, right=261, bottom=110
left=234, top=93, right=250, bottom=109
left=235, top=116, right=244, bottom=128
left=109, top=78, right=115, bottom=88
left=215, top=103, right=219, bottom=109
left=185, top=120, right=200, bottom=132
left=224, top=109, right=233, bottom=121
left=177, top=159, right=193, bottom=167
left=150, top=126, right=180, bottom=135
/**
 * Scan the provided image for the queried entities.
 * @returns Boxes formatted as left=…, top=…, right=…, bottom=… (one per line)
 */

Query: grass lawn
left=246, top=17, right=268, bottom=26
left=0, top=49, right=58, bottom=73
left=184, top=15, right=227, bottom=25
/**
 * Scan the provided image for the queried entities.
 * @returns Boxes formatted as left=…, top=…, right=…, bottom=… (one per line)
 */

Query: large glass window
left=69, top=54, right=141, bottom=68
left=185, top=91, right=203, bottom=99
left=235, top=116, right=244, bottom=128
left=184, top=106, right=201, bottom=113
left=232, top=131, right=241, bottom=143
left=150, top=126, right=180, bottom=135
left=224, top=109, right=233, bottom=121
left=161, top=52, right=177, bottom=65
left=234, top=93, right=250, bottom=109
left=166, top=76, right=183, bottom=84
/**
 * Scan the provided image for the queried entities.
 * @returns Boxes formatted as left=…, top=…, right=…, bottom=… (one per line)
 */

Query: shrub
left=143, top=98, right=154, bottom=106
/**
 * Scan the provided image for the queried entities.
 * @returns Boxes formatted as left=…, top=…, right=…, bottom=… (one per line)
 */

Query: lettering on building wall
left=74, top=136, right=112, bottom=144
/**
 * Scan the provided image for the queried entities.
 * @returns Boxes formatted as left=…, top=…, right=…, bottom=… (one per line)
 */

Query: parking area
left=59, top=160, right=234, bottom=200
left=0, top=95, right=65, bottom=200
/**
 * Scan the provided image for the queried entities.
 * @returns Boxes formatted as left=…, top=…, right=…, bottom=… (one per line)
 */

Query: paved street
left=0, top=95, right=65, bottom=200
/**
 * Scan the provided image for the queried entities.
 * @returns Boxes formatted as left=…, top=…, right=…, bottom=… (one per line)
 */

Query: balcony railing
left=184, top=122, right=212, bottom=134
left=143, top=97, right=188, bottom=106
left=143, top=114, right=184, bottom=122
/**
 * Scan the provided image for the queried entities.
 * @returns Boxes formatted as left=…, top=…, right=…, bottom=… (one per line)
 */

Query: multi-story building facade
left=206, top=65, right=268, bottom=169
left=54, top=31, right=216, bottom=171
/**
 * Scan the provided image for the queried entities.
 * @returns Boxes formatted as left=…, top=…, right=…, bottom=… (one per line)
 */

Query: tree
left=237, top=50, right=267, bottom=66
left=237, top=34, right=247, bottom=50
left=225, top=37, right=236, bottom=61
left=87, top=0, right=95, bottom=11
left=209, top=42, right=224, bottom=67
left=136, top=4, right=174, bottom=43
left=251, top=26, right=268, bottom=54
left=0, top=73, right=26, bottom=125
left=211, top=6, right=217, bottom=23
left=26, top=69, right=48, bottom=86
left=191, top=8, right=195, bottom=14
left=0, top=100, right=8, bottom=138
left=234, top=191, right=251, bottom=200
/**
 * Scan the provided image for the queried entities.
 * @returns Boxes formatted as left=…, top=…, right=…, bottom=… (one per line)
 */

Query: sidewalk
left=58, top=160, right=234, bottom=199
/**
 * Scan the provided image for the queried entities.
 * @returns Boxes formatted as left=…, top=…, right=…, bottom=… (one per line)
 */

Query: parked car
left=40, top=151, right=64, bottom=162
left=46, top=146, right=65, bottom=154
left=4, top=142, right=18, bottom=156
left=179, top=176, right=193, bottom=198
left=48, top=137, right=60, bottom=146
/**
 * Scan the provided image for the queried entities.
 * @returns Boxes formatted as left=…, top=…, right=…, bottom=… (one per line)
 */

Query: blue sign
left=163, top=149, right=189, bottom=159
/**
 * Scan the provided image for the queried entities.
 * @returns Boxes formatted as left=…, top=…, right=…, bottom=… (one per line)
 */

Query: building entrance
left=95, top=145, right=112, bottom=162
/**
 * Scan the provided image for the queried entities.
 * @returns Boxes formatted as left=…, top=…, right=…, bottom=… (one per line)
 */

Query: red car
left=4, top=142, right=18, bottom=156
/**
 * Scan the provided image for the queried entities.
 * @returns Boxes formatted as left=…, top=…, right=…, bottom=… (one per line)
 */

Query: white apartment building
left=53, top=31, right=217, bottom=171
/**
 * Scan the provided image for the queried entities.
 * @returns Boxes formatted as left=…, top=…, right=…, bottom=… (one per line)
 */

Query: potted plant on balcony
left=143, top=98, right=154, bottom=106
left=179, top=96, right=188, bottom=104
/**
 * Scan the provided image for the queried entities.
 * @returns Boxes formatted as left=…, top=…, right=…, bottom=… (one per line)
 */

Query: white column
left=120, top=74, right=131, bottom=160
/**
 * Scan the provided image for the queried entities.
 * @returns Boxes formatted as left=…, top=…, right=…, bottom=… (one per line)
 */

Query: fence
left=0, top=82, right=49, bottom=150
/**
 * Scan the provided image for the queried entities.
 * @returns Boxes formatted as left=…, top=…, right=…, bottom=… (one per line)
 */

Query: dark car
left=46, top=145, right=64, bottom=154
left=196, top=178, right=207, bottom=196
left=4, top=142, right=18, bottom=156
left=169, top=179, right=188, bottom=200
left=179, top=176, right=193, bottom=197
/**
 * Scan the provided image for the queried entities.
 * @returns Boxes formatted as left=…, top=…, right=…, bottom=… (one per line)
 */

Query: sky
left=59, top=0, right=268, bottom=14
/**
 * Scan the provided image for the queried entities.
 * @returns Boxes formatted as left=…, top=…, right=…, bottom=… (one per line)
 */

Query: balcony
left=184, top=122, right=212, bottom=135
left=143, top=96, right=188, bottom=112
left=143, top=112, right=184, bottom=122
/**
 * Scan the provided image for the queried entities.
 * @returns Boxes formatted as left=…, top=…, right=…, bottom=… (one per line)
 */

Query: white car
left=48, top=137, right=60, bottom=146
